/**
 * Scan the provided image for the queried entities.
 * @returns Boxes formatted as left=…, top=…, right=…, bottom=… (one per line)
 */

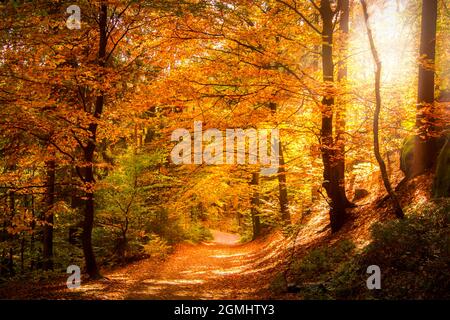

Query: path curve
left=70, top=230, right=285, bottom=299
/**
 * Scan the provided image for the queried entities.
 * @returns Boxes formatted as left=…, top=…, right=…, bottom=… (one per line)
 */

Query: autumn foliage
left=0, top=0, right=448, bottom=299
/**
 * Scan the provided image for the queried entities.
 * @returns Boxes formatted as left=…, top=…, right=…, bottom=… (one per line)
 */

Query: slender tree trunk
left=361, top=0, right=404, bottom=219
left=312, top=12, right=320, bottom=72
left=336, top=0, right=354, bottom=208
left=250, top=172, right=261, bottom=240
left=309, top=7, right=327, bottom=209
left=30, top=193, right=36, bottom=271
left=8, top=190, right=15, bottom=276
left=278, top=141, right=290, bottom=223
left=413, top=0, right=438, bottom=176
left=0, top=249, right=4, bottom=276
left=1, top=195, right=6, bottom=275
left=42, top=158, right=55, bottom=270
left=1, top=214, right=7, bottom=275
left=268, top=102, right=290, bottom=224
left=82, top=175, right=100, bottom=278
left=20, top=235, right=25, bottom=273
left=81, top=3, right=108, bottom=279
left=8, top=247, right=13, bottom=276
left=319, top=0, right=348, bottom=232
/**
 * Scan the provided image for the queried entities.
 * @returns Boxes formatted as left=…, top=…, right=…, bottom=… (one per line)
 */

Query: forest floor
left=0, top=174, right=433, bottom=300
left=0, top=230, right=287, bottom=299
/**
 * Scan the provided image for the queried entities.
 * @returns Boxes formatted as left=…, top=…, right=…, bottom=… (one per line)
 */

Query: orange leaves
left=415, top=101, right=445, bottom=139
left=417, top=54, right=436, bottom=72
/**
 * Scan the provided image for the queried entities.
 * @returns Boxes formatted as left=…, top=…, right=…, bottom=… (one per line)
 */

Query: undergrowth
left=272, top=199, right=450, bottom=299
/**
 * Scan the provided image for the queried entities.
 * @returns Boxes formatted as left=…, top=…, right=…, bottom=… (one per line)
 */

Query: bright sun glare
left=352, top=0, right=415, bottom=84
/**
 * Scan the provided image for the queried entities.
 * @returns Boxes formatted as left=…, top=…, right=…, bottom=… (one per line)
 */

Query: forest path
left=74, top=230, right=285, bottom=299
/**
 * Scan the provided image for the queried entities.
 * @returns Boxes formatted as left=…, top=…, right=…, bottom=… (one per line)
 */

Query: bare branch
left=276, top=0, right=321, bottom=34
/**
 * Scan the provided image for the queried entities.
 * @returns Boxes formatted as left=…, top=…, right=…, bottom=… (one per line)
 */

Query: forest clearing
left=0, top=0, right=449, bottom=301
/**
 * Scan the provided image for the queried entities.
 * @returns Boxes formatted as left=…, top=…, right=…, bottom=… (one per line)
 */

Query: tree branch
left=276, top=0, right=321, bottom=34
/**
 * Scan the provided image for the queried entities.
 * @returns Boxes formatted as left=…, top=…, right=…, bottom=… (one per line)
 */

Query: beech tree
left=413, top=0, right=439, bottom=176
left=0, top=0, right=182, bottom=278
left=0, top=0, right=446, bottom=289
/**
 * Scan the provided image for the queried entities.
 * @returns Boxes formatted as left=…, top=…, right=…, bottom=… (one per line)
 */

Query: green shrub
left=282, top=222, right=304, bottom=238
left=400, top=135, right=415, bottom=178
left=239, top=230, right=253, bottom=243
left=143, top=234, right=171, bottom=259
left=433, top=137, right=450, bottom=198
left=184, top=224, right=213, bottom=243
left=270, top=272, right=288, bottom=295
left=290, top=239, right=355, bottom=285
left=146, top=208, right=186, bottom=244
left=351, top=199, right=450, bottom=299
left=277, top=200, right=450, bottom=299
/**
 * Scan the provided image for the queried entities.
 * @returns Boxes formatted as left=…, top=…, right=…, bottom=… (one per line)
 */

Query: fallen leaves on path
left=0, top=230, right=286, bottom=300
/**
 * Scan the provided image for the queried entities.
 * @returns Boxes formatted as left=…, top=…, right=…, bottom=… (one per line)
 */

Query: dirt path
left=56, top=230, right=286, bottom=300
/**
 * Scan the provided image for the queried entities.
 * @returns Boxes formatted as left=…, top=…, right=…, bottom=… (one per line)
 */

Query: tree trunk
left=42, top=158, right=55, bottom=270
left=312, top=12, right=320, bottom=72
left=319, top=0, right=348, bottom=232
left=82, top=177, right=100, bottom=278
left=0, top=249, right=4, bottom=276
left=361, top=0, right=404, bottom=219
left=8, top=190, right=15, bottom=276
left=117, top=214, right=129, bottom=263
left=268, top=102, right=290, bottom=224
left=336, top=0, right=354, bottom=208
left=8, top=247, right=13, bottom=276
left=20, top=236, right=25, bottom=273
left=278, top=141, right=290, bottom=224
left=250, top=172, right=261, bottom=240
left=413, top=0, right=438, bottom=176
left=81, top=3, right=108, bottom=279
left=28, top=191, right=36, bottom=271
